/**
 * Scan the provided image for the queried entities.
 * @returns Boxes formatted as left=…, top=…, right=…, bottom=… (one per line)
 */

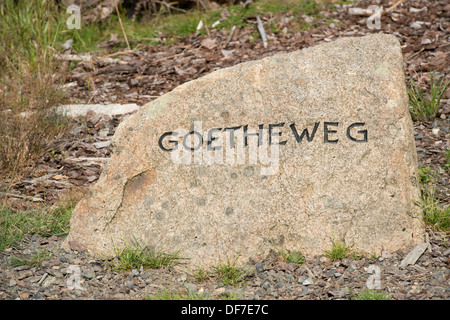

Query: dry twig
left=115, top=0, right=131, bottom=50
left=385, top=0, right=406, bottom=14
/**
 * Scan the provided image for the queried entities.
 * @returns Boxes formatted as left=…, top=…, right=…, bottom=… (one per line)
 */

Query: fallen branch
left=63, top=157, right=110, bottom=167
left=23, top=174, right=55, bottom=185
left=101, top=49, right=135, bottom=59
left=52, top=51, right=93, bottom=62
left=154, top=51, right=186, bottom=63
left=406, top=48, right=424, bottom=61
left=0, top=192, right=43, bottom=202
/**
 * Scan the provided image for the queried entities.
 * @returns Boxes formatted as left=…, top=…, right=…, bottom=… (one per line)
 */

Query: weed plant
left=408, top=74, right=449, bottom=121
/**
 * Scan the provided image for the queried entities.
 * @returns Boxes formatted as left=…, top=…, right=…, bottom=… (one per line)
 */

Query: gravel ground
left=1, top=95, right=447, bottom=301
left=1, top=112, right=448, bottom=301
left=1, top=0, right=449, bottom=302
left=0, top=228, right=448, bottom=300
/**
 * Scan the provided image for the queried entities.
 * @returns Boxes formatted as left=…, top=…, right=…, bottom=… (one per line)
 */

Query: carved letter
left=324, top=122, right=339, bottom=144
left=158, top=131, right=179, bottom=152
left=347, top=122, right=368, bottom=142
left=182, top=131, right=203, bottom=151
left=269, top=123, right=287, bottom=145
left=290, top=122, right=320, bottom=143
left=207, top=128, right=222, bottom=151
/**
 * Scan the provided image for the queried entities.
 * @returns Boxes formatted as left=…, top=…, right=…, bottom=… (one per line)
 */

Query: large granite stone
left=63, top=34, right=425, bottom=266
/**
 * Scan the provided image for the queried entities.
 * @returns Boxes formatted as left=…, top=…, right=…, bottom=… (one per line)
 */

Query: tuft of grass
left=278, top=248, right=305, bottom=266
left=444, top=150, right=450, bottom=173
left=369, top=252, right=378, bottom=261
left=439, top=234, right=448, bottom=248
left=416, top=164, right=450, bottom=232
left=285, top=250, right=305, bottom=266
left=408, top=74, right=449, bottom=122
left=145, top=289, right=207, bottom=300
left=418, top=166, right=433, bottom=185
left=325, top=239, right=353, bottom=261
left=192, top=267, right=211, bottom=283
left=0, top=200, right=75, bottom=251
left=217, top=291, right=241, bottom=300
left=352, top=289, right=392, bottom=300
left=110, top=238, right=184, bottom=271
left=269, top=240, right=306, bottom=266
left=212, top=256, right=247, bottom=287
left=0, top=0, right=69, bottom=179
left=0, top=0, right=63, bottom=69
left=10, top=249, right=52, bottom=268
left=144, top=288, right=241, bottom=300
left=418, top=185, right=450, bottom=232
left=349, top=250, right=365, bottom=260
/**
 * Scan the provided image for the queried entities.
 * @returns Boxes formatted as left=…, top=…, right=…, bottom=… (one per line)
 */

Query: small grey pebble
left=83, top=270, right=95, bottom=280
left=348, top=264, right=358, bottom=272
left=131, top=269, right=139, bottom=276
left=255, top=262, right=264, bottom=273
left=261, top=281, right=271, bottom=290
left=418, top=153, right=426, bottom=158
left=185, top=283, right=197, bottom=293
left=274, top=283, right=284, bottom=289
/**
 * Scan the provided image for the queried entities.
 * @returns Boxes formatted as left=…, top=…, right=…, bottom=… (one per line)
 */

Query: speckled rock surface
left=63, top=34, right=425, bottom=266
